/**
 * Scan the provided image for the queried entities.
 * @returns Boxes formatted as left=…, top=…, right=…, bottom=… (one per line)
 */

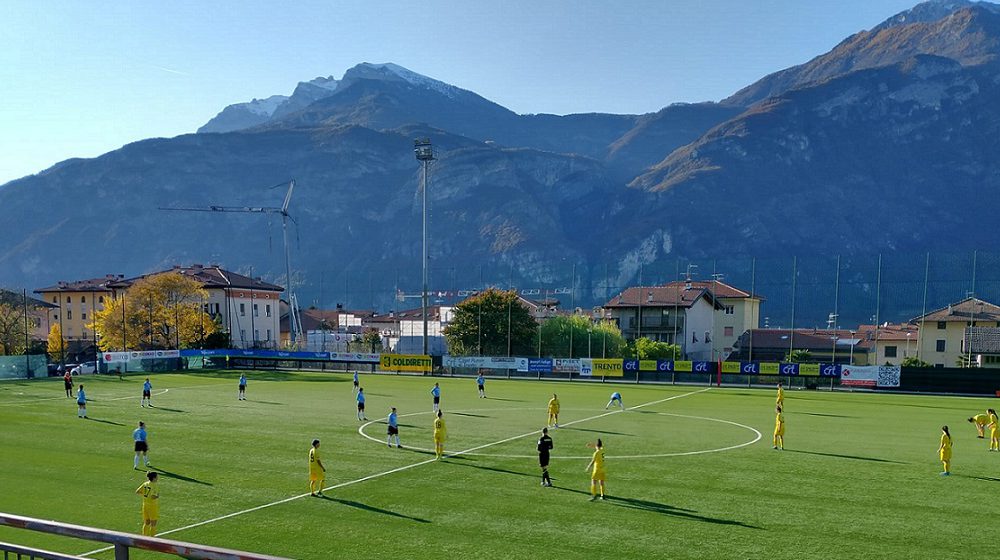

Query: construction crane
left=160, top=180, right=304, bottom=346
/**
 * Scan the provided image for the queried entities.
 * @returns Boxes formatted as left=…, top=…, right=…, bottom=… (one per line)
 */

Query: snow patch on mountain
left=245, top=95, right=290, bottom=117
left=345, top=62, right=460, bottom=98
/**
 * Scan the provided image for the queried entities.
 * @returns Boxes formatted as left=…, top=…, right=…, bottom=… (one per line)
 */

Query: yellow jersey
left=974, top=413, right=990, bottom=425
left=136, top=481, right=159, bottom=516
left=940, top=433, right=953, bottom=459
left=309, top=447, right=322, bottom=473
left=774, top=412, right=785, bottom=433
left=591, top=448, right=606, bottom=472
left=547, top=398, right=560, bottom=413
left=990, top=413, right=999, bottom=430
left=433, top=417, right=447, bottom=441
left=776, top=387, right=784, bottom=403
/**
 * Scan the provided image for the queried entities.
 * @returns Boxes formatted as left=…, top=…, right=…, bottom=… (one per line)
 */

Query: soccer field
left=0, top=370, right=994, bottom=559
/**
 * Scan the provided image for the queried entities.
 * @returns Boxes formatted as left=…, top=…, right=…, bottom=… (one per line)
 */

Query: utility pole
left=414, top=139, right=435, bottom=356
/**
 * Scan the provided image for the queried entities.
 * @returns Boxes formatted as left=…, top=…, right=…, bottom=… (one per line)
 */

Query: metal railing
left=0, top=513, right=291, bottom=560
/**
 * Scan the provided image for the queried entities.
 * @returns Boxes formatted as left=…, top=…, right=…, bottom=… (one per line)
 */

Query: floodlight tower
left=414, top=139, right=435, bottom=356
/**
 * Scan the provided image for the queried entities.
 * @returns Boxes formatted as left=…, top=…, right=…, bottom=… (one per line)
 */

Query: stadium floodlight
left=414, top=139, right=435, bottom=356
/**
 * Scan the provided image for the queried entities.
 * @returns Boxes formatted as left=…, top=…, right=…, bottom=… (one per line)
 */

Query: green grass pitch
left=0, top=370, right=995, bottom=559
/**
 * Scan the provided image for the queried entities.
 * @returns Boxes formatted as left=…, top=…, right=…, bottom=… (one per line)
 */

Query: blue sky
left=0, top=0, right=918, bottom=185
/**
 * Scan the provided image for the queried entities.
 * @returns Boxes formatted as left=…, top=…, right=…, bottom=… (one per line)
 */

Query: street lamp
left=588, top=328, right=593, bottom=358
left=906, top=332, right=912, bottom=359
left=414, top=138, right=435, bottom=356
left=849, top=330, right=856, bottom=365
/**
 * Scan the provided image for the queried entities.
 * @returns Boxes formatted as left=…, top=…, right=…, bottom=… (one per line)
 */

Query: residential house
left=855, top=323, right=919, bottom=366
left=34, top=276, right=120, bottom=358
left=729, top=328, right=857, bottom=363
left=0, top=289, right=56, bottom=349
left=912, top=297, right=1000, bottom=368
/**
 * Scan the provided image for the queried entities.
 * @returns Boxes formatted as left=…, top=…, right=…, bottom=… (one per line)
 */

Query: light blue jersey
left=239, top=374, right=247, bottom=386
left=388, top=411, right=398, bottom=428
left=476, top=375, right=485, bottom=386
left=77, top=388, right=86, bottom=404
left=357, top=391, right=366, bottom=404
left=431, top=386, right=441, bottom=398
left=611, top=392, right=621, bottom=400
left=353, top=372, right=359, bottom=383
left=143, top=380, right=152, bottom=392
left=133, top=427, right=147, bottom=442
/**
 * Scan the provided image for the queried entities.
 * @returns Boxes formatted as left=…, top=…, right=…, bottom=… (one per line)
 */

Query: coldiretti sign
left=588, top=358, right=624, bottom=377
left=380, top=354, right=432, bottom=372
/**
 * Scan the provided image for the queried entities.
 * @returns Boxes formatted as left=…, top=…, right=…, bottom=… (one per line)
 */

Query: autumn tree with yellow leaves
left=90, top=272, right=217, bottom=350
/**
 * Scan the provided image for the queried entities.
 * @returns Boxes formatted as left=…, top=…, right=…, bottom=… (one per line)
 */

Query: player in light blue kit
left=77, top=384, right=88, bottom=418
left=238, top=373, right=247, bottom=400
left=431, top=383, right=441, bottom=412
left=133, top=421, right=150, bottom=469
left=476, top=374, right=486, bottom=398
left=353, top=372, right=360, bottom=394
left=141, top=378, right=153, bottom=408
left=387, top=406, right=401, bottom=448
left=357, top=387, right=368, bottom=421
left=605, top=391, right=624, bottom=410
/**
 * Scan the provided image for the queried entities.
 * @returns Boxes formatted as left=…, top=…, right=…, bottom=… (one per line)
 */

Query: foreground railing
left=0, top=513, right=290, bottom=560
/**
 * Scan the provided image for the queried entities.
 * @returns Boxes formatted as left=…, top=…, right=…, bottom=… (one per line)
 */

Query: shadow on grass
left=151, top=467, right=212, bottom=486
left=149, top=406, right=186, bottom=413
left=480, top=397, right=524, bottom=402
left=451, top=412, right=491, bottom=418
left=553, top=487, right=759, bottom=528
left=456, top=461, right=537, bottom=479
left=563, top=427, right=633, bottom=437
left=319, top=496, right=430, bottom=523
left=85, top=417, right=125, bottom=426
left=958, top=474, right=1000, bottom=483
left=248, top=400, right=285, bottom=405
left=784, top=449, right=906, bottom=464
left=796, top=412, right=854, bottom=418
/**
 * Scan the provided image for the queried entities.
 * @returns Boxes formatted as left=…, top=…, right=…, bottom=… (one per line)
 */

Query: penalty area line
left=80, top=387, right=709, bottom=557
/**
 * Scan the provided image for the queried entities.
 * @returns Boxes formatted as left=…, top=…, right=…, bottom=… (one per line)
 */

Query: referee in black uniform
left=537, top=428, right=554, bottom=487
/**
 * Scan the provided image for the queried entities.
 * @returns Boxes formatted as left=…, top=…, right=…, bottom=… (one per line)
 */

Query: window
left=936, top=339, right=946, bottom=352
left=240, top=303, right=246, bottom=316
left=724, top=306, right=734, bottom=315
left=724, top=326, right=734, bottom=337
left=254, top=329, right=259, bottom=341
left=67, top=310, right=72, bottom=320
left=53, top=313, right=59, bottom=320
left=937, top=321, right=946, bottom=330
left=81, top=330, right=87, bottom=338
left=265, top=304, right=272, bottom=317
left=240, top=329, right=246, bottom=341
left=81, top=313, right=87, bottom=321
left=884, top=345, right=897, bottom=358
left=253, top=303, right=259, bottom=317
left=705, top=331, right=711, bottom=343
left=52, top=297, right=57, bottom=303
left=98, top=296, right=104, bottom=304
left=266, top=329, right=272, bottom=341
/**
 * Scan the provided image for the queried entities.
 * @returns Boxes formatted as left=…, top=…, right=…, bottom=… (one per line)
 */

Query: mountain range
left=2, top=0, right=1000, bottom=326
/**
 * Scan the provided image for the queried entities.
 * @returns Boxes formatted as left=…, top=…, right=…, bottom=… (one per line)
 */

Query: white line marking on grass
left=0, top=389, right=171, bottom=406
left=81, top=387, right=709, bottom=557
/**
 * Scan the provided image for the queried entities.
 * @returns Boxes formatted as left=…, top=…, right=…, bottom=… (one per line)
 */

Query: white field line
left=80, top=387, right=709, bottom=557
left=2, top=380, right=232, bottom=407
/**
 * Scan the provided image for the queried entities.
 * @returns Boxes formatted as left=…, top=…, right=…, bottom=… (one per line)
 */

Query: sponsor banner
left=798, top=363, right=821, bottom=376
left=328, top=352, right=380, bottom=363
left=741, top=361, right=759, bottom=374
left=589, top=358, right=624, bottom=377
left=820, top=364, right=841, bottom=378
left=553, top=358, right=582, bottom=373
left=444, top=356, right=520, bottom=369
left=779, top=363, right=800, bottom=376
left=528, top=358, right=553, bottom=372
left=656, top=360, right=674, bottom=372
left=759, top=362, right=780, bottom=375
left=721, top=361, right=742, bottom=373
left=692, top=361, right=711, bottom=373
left=380, top=354, right=432, bottom=372
left=674, top=361, right=693, bottom=372
left=102, top=352, right=131, bottom=363
left=128, top=350, right=180, bottom=360
left=580, top=360, right=594, bottom=376
left=877, top=365, right=901, bottom=388
left=623, top=360, right=640, bottom=373
left=840, top=365, right=878, bottom=387
left=639, top=360, right=659, bottom=371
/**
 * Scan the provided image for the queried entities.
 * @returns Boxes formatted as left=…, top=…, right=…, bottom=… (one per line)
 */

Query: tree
left=627, top=337, right=681, bottom=360
left=90, top=272, right=217, bottom=350
left=444, top=288, right=538, bottom=356
left=784, top=349, right=813, bottom=363
left=0, top=302, right=28, bottom=356
left=356, top=328, right=384, bottom=352
left=47, top=323, right=65, bottom=363
left=901, top=356, right=931, bottom=368
left=539, top=315, right=627, bottom=358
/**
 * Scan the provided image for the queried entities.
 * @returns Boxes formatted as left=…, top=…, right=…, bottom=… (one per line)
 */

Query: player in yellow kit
left=585, top=439, right=607, bottom=501
left=968, top=413, right=990, bottom=439
left=773, top=405, right=784, bottom=450
left=135, top=471, right=159, bottom=536
left=938, top=425, right=952, bottom=475
left=309, top=439, right=326, bottom=496
left=989, top=409, right=999, bottom=452
left=547, top=394, right=560, bottom=428
left=776, top=381, right=784, bottom=407
left=433, top=410, right=447, bottom=459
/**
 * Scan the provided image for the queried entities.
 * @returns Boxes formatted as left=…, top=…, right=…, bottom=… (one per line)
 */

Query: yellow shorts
left=142, top=505, right=158, bottom=522
left=940, top=450, right=952, bottom=461
left=774, top=428, right=784, bottom=436
left=310, top=470, right=324, bottom=482
left=592, top=469, right=606, bottom=482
